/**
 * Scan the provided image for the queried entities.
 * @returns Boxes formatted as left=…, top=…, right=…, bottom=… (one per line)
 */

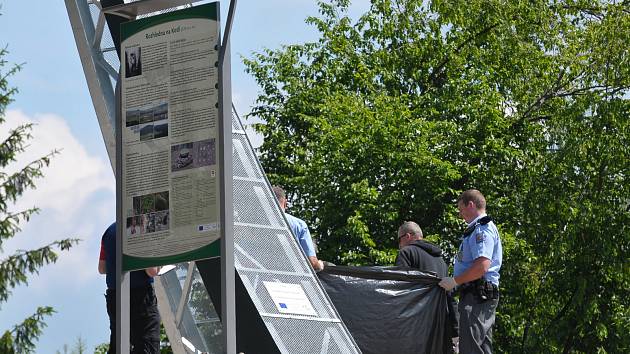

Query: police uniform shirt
left=284, top=213, right=317, bottom=257
left=453, top=214, right=503, bottom=286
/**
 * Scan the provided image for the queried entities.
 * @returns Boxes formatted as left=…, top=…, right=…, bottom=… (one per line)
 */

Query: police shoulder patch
left=475, top=232, right=485, bottom=243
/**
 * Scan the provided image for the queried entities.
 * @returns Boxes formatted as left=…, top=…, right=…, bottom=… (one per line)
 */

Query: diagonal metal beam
left=65, top=0, right=117, bottom=170
left=175, top=262, right=197, bottom=327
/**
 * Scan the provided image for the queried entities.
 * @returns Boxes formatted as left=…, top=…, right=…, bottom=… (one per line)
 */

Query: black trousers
left=105, top=285, right=161, bottom=354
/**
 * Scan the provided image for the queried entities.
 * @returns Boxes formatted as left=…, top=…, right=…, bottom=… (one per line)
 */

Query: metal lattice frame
left=230, top=109, right=360, bottom=353
left=65, top=1, right=361, bottom=353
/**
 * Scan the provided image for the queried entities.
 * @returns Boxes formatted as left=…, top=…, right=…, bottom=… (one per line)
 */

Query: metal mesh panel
left=234, top=225, right=310, bottom=274
left=231, top=112, right=242, bottom=132
left=266, top=318, right=357, bottom=354
left=231, top=106, right=360, bottom=353
left=102, top=48, right=120, bottom=70
left=88, top=2, right=100, bottom=26
left=232, top=135, right=263, bottom=179
left=233, top=180, right=284, bottom=226
left=100, top=25, right=116, bottom=52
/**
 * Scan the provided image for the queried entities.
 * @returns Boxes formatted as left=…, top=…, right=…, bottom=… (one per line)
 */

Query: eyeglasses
left=398, top=232, right=409, bottom=240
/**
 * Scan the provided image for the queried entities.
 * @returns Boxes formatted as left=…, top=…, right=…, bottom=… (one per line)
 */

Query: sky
left=0, top=1, right=369, bottom=352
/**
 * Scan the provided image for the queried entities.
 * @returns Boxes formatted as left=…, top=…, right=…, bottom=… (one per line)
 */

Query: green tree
left=245, top=0, right=629, bottom=352
left=94, top=342, right=109, bottom=354
left=0, top=47, right=79, bottom=353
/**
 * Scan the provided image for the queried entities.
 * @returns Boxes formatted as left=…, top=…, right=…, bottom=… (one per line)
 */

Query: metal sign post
left=219, top=1, right=237, bottom=352
left=115, top=78, right=131, bottom=354
left=109, top=1, right=235, bottom=352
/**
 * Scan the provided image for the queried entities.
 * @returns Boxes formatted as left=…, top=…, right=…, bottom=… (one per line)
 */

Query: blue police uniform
left=454, top=214, right=502, bottom=354
left=454, top=214, right=502, bottom=285
left=100, top=222, right=160, bottom=354
left=285, top=213, right=317, bottom=257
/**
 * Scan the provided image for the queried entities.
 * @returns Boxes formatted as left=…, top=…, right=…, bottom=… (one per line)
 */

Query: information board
left=120, top=3, right=221, bottom=270
left=263, top=281, right=318, bottom=317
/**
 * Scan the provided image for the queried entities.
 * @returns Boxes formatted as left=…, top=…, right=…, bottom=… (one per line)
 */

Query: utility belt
left=459, top=278, right=499, bottom=302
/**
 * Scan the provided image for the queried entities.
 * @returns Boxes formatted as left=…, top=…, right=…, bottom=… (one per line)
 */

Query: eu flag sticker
left=279, top=303, right=287, bottom=309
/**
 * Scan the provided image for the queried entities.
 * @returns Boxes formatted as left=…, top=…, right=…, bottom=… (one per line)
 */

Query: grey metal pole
left=219, top=0, right=237, bottom=353
left=115, top=77, right=131, bottom=353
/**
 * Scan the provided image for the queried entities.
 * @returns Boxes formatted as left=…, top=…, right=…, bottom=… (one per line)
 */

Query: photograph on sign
left=263, top=281, right=318, bottom=317
left=120, top=3, right=221, bottom=270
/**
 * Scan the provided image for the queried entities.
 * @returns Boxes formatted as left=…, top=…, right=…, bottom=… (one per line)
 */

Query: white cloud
left=2, top=109, right=114, bottom=220
left=1, top=109, right=115, bottom=284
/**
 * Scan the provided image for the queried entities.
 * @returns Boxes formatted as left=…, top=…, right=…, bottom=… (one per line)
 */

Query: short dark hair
left=458, top=189, right=486, bottom=210
left=272, top=186, right=286, bottom=201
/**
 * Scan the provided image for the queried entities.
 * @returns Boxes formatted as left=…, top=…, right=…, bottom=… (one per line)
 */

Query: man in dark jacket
left=395, top=221, right=459, bottom=352
left=396, top=221, right=447, bottom=275
left=98, top=222, right=160, bottom=353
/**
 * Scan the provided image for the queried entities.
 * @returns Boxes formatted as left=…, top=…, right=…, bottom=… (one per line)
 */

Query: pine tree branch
left=0, top=124, right=33, bottom=168
left=0, top=306, right=55, bottom=353
left=0, top=151, right=58, bottom=206
left=0, top=208, right=40, bottom=249
left=0, top=239, right=80, bottom=304
left=0, top=54, right=21, bottom=117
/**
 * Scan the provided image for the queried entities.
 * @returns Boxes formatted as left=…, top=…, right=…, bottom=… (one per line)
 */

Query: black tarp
left=318, top=266, right=453, bottom=354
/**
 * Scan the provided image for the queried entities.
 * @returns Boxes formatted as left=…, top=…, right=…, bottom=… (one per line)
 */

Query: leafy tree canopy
left=245, top=0, right=630, bottom=352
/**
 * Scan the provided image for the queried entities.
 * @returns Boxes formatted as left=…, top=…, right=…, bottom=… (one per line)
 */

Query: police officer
left=439, top=190, right=502, bottom=354
left=272, top=186, right=325, bottom=271
left=98, top=222, right=161, bottom=353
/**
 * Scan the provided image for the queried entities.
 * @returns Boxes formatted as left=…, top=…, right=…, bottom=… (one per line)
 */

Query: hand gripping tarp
left=318, top=266, right=454, bottom=354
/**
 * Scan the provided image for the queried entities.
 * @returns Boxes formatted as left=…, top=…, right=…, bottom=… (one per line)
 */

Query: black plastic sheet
left=318, top=266, right=452, bottom=354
